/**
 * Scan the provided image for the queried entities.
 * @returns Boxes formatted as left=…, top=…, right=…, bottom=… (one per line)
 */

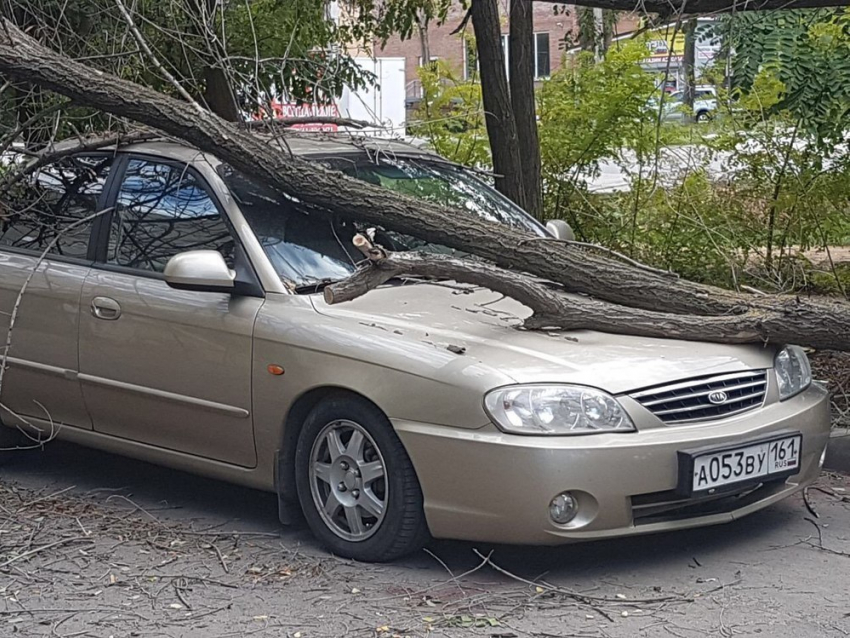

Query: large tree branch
left=0, top=20, right=848, bottom=351
left=326, top=237, right=845, bottom=350
left=0, top=17, right=740, bottom=316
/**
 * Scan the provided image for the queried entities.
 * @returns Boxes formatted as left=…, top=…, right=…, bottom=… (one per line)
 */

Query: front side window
left=0, top=154, right=112, bottom=259
left=107, top=159, right=234, bottom=272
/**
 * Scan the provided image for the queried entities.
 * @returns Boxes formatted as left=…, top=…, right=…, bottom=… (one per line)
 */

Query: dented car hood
left=311, top=281, right=776, bottom=395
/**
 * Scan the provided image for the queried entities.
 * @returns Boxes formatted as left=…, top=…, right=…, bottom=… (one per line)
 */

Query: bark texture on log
left=325, top=238, right=849, bottom=351
left=0, top=20, right=848, bottom=351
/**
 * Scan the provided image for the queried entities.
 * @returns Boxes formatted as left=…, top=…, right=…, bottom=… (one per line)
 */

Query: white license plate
left=689, top=434, right=802, bottom=494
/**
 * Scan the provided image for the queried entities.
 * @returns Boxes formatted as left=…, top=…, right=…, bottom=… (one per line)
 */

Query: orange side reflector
left=267, top=364, right=285, bottom=376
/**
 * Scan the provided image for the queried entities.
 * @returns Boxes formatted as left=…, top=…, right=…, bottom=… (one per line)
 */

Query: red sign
left=252, top=100, right=340, bottom=132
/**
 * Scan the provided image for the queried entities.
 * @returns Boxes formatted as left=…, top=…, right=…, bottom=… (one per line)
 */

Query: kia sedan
left=0, top=136, right=830, bottom=561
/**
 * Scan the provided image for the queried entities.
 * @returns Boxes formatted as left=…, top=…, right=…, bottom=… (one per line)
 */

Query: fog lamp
left=549, top=492, right=578, bottom=525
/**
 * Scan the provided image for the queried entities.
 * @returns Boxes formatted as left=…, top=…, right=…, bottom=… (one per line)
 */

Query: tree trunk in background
left=470, top=0, right=526, bottom=210
left=602, top=10, right=615, bottom=52
left=509, top=0, right=542, bottom=219
left=592, top=7, right=605, bottom=61
left=203, top=66, right=240, bottom=122
left=191, top=0, right=240, bottom=122
left=577, top=7, right=596, bottom=52
left=577, top=7, right=608, bottom=59
left=417, top=9, right=431, bottom=66
left=682, top=18, right=697, bottom=121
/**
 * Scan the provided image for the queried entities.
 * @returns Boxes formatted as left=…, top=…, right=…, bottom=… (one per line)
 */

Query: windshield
left=218, top=157, right=546, bottom=290
left=324, top=157, right=545, bottom=236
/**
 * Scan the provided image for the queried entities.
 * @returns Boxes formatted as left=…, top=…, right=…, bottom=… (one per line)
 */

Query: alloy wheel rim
left=309, top=419, right=388, bottom=542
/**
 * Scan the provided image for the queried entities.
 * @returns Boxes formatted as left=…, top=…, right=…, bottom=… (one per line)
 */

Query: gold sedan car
left=0, top=137, right=831, bottom=561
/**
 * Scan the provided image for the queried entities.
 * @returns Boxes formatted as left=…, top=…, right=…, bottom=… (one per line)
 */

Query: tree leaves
left=727, top=8, right=850, bottom=150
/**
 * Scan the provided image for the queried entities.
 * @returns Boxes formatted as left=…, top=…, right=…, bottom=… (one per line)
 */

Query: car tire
left=696, top=110, right=711, bottom=123
left=294, top=395, right=429, bottom=562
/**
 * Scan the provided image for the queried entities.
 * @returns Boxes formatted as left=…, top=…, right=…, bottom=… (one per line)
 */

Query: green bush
left=405, top=13, right=850, bottom=298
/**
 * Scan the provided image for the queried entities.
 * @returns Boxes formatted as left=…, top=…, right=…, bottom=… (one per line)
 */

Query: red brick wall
left=377, top=2, right=640, bottom=92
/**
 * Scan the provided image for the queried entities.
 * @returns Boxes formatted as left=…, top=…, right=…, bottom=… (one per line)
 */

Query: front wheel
left=294, top=396, right=429, bottom=562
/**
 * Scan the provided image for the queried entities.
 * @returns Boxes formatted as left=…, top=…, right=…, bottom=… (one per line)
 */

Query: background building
left=376, top=2, right=639, bottom=106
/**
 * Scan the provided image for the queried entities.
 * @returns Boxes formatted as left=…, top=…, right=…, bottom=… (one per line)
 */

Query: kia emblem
left=707, top=390, right=729, bottom=405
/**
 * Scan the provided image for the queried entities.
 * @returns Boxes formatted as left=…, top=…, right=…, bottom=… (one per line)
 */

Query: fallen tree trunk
left=326, top=236, right=850, bottom=351
left=0, top=20, right=737, bottom=315
left=0, top=20, right=848, bottom=351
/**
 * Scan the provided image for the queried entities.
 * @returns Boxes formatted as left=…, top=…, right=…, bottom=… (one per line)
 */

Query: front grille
left=631, top=370, right=768, bottom=424
left=631, top=480, right=785, bottom=526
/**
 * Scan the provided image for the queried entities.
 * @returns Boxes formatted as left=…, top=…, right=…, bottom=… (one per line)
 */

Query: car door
left=0, top=154, right=115, bottom=431
left=77, top=156, right=262, bottom=467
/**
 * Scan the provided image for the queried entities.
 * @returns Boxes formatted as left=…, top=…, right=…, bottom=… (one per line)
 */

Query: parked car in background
left=656, top=85, right=718, bottom=122
left=0, top=134, right=830, bottom=561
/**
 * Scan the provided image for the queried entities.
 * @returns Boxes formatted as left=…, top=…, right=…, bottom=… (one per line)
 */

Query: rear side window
left=0, top=154, right=112, bottom=259
left=106, top=159, right=235, bottom=273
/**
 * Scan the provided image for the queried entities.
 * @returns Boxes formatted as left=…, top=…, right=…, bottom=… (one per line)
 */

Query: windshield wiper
left=294, top=274, right=444, bottom=295
left=293, top=278, right=341, bottom=294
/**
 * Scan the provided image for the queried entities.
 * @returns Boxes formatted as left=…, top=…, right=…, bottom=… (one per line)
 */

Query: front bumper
left=394, top=383, right=830, bottom=545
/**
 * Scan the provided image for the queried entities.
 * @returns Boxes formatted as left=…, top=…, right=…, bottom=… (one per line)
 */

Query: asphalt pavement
left=1, top=440, right=850, bottom=637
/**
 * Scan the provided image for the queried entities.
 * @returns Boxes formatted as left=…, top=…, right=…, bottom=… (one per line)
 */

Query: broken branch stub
left=0, top=21, right=849, bottom=351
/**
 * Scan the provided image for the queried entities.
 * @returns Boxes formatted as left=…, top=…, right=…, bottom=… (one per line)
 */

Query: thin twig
left=243, top=117, right=374, bottom=130
left=173, top=579, right=193, bottom=611
left=803, top=488, right=819, bottom=519
left=17, top=486, right=76, bottom=511
left=0, top=537, right=94, bottom=569
left=210, top=542, right=230, bottom=574
left=113, top=0, right=202, bottom=109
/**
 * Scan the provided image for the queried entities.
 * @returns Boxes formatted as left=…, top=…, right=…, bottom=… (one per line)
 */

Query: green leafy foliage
left=727, top=8, right=850, bottom=147
left=537, top=39, right=656, bottom=223
left=408, top=57, right=490, bottom=167
left=531, top=22, right=850, bottom=296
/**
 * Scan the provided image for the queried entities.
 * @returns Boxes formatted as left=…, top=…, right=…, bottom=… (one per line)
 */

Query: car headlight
left=484, top=384, right=635, bottom=435
left=775, top=345, right=812, bottom=401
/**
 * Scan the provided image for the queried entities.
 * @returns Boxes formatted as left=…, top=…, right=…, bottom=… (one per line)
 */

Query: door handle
left=91, top=296, right=122, bottom=320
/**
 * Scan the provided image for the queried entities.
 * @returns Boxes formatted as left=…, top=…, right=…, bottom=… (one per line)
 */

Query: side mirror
left=164, top=250, right=235, bottom=293
left=546, top=219, right=576, bottom=242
